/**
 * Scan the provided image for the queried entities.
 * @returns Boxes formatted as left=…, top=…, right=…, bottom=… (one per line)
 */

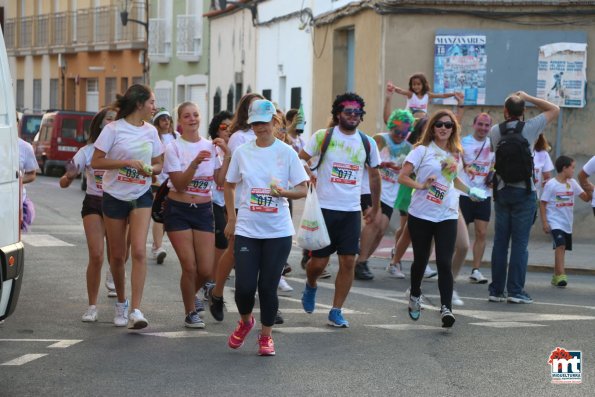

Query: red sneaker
left=228, top=316, right=255, bottom=349
left=257, top=334, right=276, bottom=356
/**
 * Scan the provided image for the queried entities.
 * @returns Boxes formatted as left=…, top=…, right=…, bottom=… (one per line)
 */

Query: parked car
left=0, top=24, right=25, bottom=321
left=32, top=111, right=94, bottom=175
left=18, top=112, right=43, bottom=143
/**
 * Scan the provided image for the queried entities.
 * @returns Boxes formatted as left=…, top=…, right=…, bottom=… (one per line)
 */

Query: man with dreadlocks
left=356, top=109, right=415, bottom=280
left=298, top=92, right=381, bottom=328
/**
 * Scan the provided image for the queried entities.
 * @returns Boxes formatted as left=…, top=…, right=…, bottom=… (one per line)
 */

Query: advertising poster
left=536, top=42, right=587, bottom=108
left=433, top=35, right=487, bottom=105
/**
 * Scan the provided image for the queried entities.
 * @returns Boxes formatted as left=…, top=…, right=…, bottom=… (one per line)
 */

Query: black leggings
left=408, top=214, right=457, bottom=310
left=234, top=235, right=292, bottom=326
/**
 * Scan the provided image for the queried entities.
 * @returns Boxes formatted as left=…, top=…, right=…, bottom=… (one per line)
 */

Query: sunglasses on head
left=342, top=108, right=365, bottom=117
left=434, top=121, right=454, bottom=129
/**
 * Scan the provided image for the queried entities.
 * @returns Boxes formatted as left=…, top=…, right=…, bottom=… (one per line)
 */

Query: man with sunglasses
left=298, top=92, right=381, bottom=328
left=488, top=91, right=559, bottom=304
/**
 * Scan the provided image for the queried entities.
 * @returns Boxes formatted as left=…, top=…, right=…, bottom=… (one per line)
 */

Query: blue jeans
left=489, top=186, right=537, bottom=296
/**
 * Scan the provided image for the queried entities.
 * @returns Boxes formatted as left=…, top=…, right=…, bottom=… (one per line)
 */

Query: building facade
left=4, top=0, right=145, bottom=113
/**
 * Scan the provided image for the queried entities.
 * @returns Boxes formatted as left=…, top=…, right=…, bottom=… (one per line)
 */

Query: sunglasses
left=342, top=109, right=365, bottom=117
left=219, top=123, right=230, bottom=130
left=434, top=121, right=454, bottom=129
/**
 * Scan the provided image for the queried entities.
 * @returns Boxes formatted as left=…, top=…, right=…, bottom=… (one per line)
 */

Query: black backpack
left=494, top=121, right=533, bottom=190
left=151, top=178, right=170, bottom=223
left=310, top=127, right=371, bottom=171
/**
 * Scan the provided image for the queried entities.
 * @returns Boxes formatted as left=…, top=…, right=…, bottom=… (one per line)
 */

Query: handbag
left=296, top=185, right=330, bottom=251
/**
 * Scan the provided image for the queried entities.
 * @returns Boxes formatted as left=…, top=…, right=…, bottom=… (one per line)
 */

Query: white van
left=0, top=25, right=24, bottom=321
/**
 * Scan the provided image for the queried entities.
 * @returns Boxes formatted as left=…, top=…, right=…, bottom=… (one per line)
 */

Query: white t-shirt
left=163, top=137, right=221, bottom=198
left=541, top=178, right=584, bottom=234
left=211, top=146, right=226, bottom=207
left=226, top=139, right=309, bottom=239
left=94, top=119, right=164, bottom=201
left=581, top=156, right=595, bottom=207
left=406, top=93, right=429, bottom=114
left=305, top=127, right=381, bottom=211
left=228, top=129, right=256, bottom=208
left=459, top=135, right=494, bottom=198
left=405, top=143, right=463, bottom=222
left=155, top=132, right=179, bottom=186
left=72, top=144, right=105, bottom=197
left=18, top=138, right=38, bottom=202
left=533, top=150, right=555, bottom=199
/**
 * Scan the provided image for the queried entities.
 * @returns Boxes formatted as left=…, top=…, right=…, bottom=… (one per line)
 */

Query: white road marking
left=470, top=322, right=547, bottom=328
left=21, top=234, right=74, bottom=247
left=454, top=310, right=595, bottom=322
left=366, top=324, right=443, bottom=331
left=142, top=331, right=224, bottom=338
left=1, top=354, right=48, bottom=366
left=0, top=339, right=83, bottom=348
left=273, top=327, right=334, bottom=334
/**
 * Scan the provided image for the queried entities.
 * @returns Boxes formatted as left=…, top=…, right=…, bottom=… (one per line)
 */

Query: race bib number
left=94, top=170, right=105, bottom=190
left=187, top=176, right=214, bottom=194
left=116, top=166, right=146, bottom=185
left=555, top=191, right=573, bottom=207
left=331, top=162, right=359, bottom=185
left=250, top=188, right=278, bottom=213
left=426, top=181, right=448, bottom=205
left=380, top=167, right=398, bottom=184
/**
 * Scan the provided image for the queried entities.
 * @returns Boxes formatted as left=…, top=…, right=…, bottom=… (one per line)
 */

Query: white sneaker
left=386, top=262, right=405, bottom=279
left=105, top=270, right=116, bottom=291
left=114, top=300, right=129, bottom=327
left=424, top=265, right=438, bottom=279
left=128, top=308, right=149, bottom=330
left=469, top=269, right=488, bottom=284
left=82, top=305, right=98, bottom=322
left=278, top=276, right=293, bottom=293
left=152, top=247, right=167, bottom=265
left=404, top=288, right=427, bottom=310
left=452, top=290, right=464, bottom=306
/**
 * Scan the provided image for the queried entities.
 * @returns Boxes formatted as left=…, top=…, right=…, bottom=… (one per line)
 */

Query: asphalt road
left=1, top=175, right=594, bottom=396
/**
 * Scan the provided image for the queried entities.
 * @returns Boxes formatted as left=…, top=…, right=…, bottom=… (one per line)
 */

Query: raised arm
left=515, top=91, right=560, bottom=124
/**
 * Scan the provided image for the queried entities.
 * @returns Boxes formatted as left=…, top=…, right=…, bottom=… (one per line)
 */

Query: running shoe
left=386, top=262, right=405, bottom=279
left=551, top=274, right=568, bottom=288
left=507, top=292, right=533, bottom=304
left=469, top=269, right=488, bottom=284
left=354, top=261, right=374, bottom=280
left=185, top=311, right=206, bottom=329
left=194, top=294, right=205, bottom=317
left=128, top=309, right=149, bottom=329
left=282, top=263, right=292, bottom=276
left=152, top=247, right=167, bottom=265
left=228, top=316, right=255, bottom=349
left=408, top=295, right=422, bottom=321
left=82, top=305, right=98, bottom=322
left=452, top=290, right=464, bottom=306
left=105, top=270, right=115, bottom=291
left=301, top=282, right=317, bottom=313
left=274, top=310, right=284, bottom=325
left=203, top=282, right=215, bottom=301
left=424, top=265, right=438, bottom=279
left=113, top=299, right=129, bottom=327
left=319, top=268, right=332, bottom=279
left=278, top=276, right=293, bottom=293
left=488, top=293, right=507, bottom=302
left=440, top=305, right=456, bottom=328
left=327, top=308, right=349, bottom=328
left=404, top=288, right=428, bottom=309
left=258, top=334, right=276, bottom=356
left=208, top=288, right=225, bottom=322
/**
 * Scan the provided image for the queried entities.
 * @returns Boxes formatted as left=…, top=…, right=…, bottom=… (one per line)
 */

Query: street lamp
left=119, top=0, right=150, bottom=85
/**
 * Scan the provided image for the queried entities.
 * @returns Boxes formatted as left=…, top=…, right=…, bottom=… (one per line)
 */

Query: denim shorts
left=551, top=229, right=572, bottom=251
left=81, top=194, right=103, bottom=218
left=163, top=198, right=214, bottom=233
left=102, top=190, right=153, bottom=219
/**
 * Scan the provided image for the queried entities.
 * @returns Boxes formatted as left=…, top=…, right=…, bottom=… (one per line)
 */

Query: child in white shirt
left=540, top=155, right=590, bottom=287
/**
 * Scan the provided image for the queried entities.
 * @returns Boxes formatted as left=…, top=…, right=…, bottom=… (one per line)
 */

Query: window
left=33, top=79, right=42, bottom=111
left=177, top=85, right=186, bottom=104
left=290, top=87, right=302, bottom=110
left=213, top=88, right=221, bottom=115
left=234, top=83, right=243, bottom=108
left=226, top=86, right=234, bottom=112
left=333, top=27, right=355, bottom=94
left=61, top=118, right=77, bottom=140
left=262, top=89, right=272, bottom=101
left=49, top=79, right=59, bottom=109
left=86, top=78, right=99, bottom=112
left=132, top=76, right=144, bottom=85
left=121, top=77, right=128, bottom=92
left=105, top=78, right=117, bottom=106
left=16, top=79, right=24, bottom=110
left=155, top=87, right=172, bottom=110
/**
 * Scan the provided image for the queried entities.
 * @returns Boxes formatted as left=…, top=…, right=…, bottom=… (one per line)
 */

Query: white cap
left=247, top=100, right=276, bottom=124
left=152, top=109, right=171, bottom=124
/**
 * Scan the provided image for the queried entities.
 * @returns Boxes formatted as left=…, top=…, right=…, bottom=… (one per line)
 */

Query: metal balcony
left=176, top=15, right=202, bottom=62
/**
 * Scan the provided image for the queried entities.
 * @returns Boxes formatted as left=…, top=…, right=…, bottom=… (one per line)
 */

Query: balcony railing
left=148, top=18, right=171, bottom=63
left=176, top=15, right=202, bottom=62
left=4, top=5, right=146, bottom=55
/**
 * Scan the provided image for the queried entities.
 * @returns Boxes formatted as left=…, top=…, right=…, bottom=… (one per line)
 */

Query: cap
left=152, top=109, right=171, bottom=124
left=247, top=100, right=276, bottom=124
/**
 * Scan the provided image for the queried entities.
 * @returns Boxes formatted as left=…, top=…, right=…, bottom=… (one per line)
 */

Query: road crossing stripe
left=454, top=310, right=595, bottom=322
left=142, top=331, right=224, bottom=338
left=1, top=354, right=48, bottom=366
left=470, top=322, right=547, bottom=328
left=273, top=327, right=334, bottom=334
left=366, top=324, right=443, bottom=331
left=0, top=339, right=83, bottom=348
left=21, top=234, right=74, bottom=247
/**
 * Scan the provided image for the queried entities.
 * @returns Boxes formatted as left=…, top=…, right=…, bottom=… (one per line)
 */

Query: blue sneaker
left=301, top=283, right=317, bottom=313
left=507, top=292, right=533, bottom=304
left=194, top=294, right=205, bottom=317
left=408, top=295, right=422, bottom=321
left=327, top=308, right=349, bottom=328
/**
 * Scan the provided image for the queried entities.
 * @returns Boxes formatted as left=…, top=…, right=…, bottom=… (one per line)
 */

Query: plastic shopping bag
left=296, top=185, right=330, bottom=251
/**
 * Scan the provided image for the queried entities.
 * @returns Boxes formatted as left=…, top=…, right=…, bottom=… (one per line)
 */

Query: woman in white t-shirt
left=60, top=107, right=117, bottom=322
left=398, top=109, right=482, bottom=328
left=225, top=100, right=308, bottom=356
left=91, top=84, right=164, bottom=330
left=162, top=102, right=231, bottom=329
left=578, top=156, right=595, bottom=216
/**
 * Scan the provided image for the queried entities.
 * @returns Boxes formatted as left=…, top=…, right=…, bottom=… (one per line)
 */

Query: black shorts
left=163, top=199, right=215, bottom=233
left=360, top=194, right=394, bottom=219
left=459, top=195, right=492, bottom=224
left=551, top=229, right=572, bottom=251
left=213, top=203, right=228, bottom=249
left=102, top=190, right=153, bottom=219
left=81, top=194, right=103, bottom=218
left=311, top=209, right=361, bottom=257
